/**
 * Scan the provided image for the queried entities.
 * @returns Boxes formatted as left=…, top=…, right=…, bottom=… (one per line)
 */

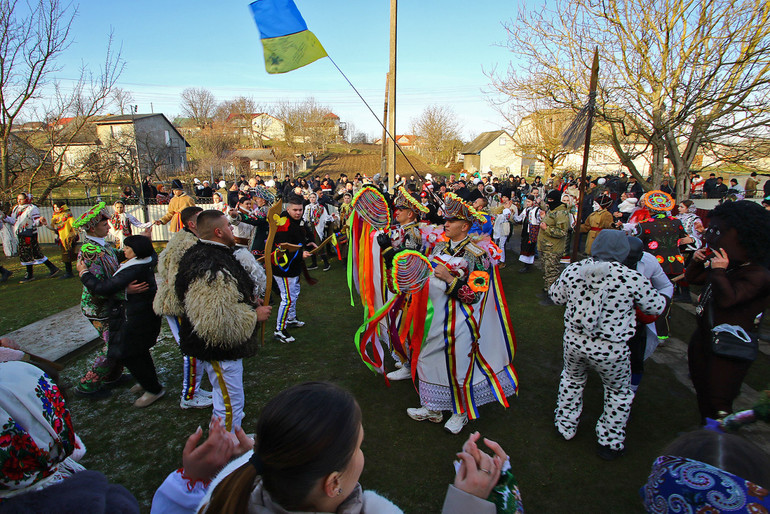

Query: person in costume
left=685, top=200, right=770, bottom=423
left=407, top=193, right=518, bottom=435
left=73, top=202, right=137, bottom=396
left=175, top=210, right=272, bottom=432
left=491, top=194, right=515, bottom=268
left=77, top=235, right=164, bottom=408
left=108, top=200, right=152, bottom=248
left=579, top=193, right=615, bottom=256
left=154, top=179, right=196, bottom=232
left=153, top=206, right=214, bottom=410
left=303, top=192, right=332, bottom=271
left=513, top=194, right=540, bottom=273
left=9, top=193, right=60, bottom=282
left=376, top=186, right=430, bottom=381
left=42, top=201, right=79, bottom=279
left=537, top=190, right=570, bottom=305
left=272, top=195, right=314, bottom=344
left=210, top=192, right=228, bottom=213
left=622, top=237, right=673, bottom=397
left=1, top=201, right=18, bottom=282
left=633, top=191, right=686, bottom=341
left=549, top=230, right=666, bottom=460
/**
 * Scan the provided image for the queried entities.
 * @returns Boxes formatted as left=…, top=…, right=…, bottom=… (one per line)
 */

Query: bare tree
left=501, top=101, right=574, bottom=180
left=410, top=105, right=461, bottom=165
left=488, top=0, right=770, bottom=198
left=110, top=87, right=135, bottom=115
left=0, top=0, right=123, bottom=200
left=274, top=97, right=336, bottom=153
left=179, top=87, right=217, bottom=128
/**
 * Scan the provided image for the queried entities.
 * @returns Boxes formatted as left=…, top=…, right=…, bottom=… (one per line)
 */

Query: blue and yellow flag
left=249, top=0, right=328, bottom=74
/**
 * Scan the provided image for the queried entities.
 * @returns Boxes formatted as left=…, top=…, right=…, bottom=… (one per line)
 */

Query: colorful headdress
left=443, top=192, right=486, bottom=223
left=72, top=202, right=107, bottom=230
left=351, top=185, right=391, bottom=230
left=393, top=186, right=428, bottom=215
left=641, top=190, right=674, bottom=212
left=252, top=185, right=275, bottom=205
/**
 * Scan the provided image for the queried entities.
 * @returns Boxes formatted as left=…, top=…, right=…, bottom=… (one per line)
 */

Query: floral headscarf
left=0, top=361, right=81, bottom=499
left=641, top=455, right=770, bottom=513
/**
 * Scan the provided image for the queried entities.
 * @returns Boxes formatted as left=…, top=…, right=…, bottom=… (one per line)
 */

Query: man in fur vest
left=175, top=210, right=272, bottom=431
left=153, top=205, right=214, bottom=410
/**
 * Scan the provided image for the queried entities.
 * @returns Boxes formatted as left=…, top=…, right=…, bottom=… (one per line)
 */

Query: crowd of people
left=1, top=167, right=769, bottom=513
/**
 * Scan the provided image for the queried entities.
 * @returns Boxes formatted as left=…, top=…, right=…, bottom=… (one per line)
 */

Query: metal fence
left=35, top=198, right=217, bottom=244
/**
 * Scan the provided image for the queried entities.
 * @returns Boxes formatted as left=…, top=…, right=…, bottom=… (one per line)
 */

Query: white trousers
left=555, top=328, right=634, bottom=450
left=207, top=359, right=245, bottom=432
left=167, top=315, right=209, bottom=401
left=494, top=236, right=508, bottom=262
left=275, top=275, right=300, bottom=330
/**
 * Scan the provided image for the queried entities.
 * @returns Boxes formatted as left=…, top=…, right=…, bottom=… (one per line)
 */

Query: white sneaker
left=407, top=406, right=443, bottom=423
left=198, top=389, right=213, bottom=398
left=286, top=319, right=305, bottom=328
left=386, top=366, right=411, bottom=381
left=180, top=394, right=213, bottom=409
left=444, top=413, right=468, bottom=434
left=274, top=329, right=295, bottom=343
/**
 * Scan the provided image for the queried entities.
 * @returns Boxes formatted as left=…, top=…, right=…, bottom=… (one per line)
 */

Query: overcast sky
left=45, top=0, right=525, bottom=140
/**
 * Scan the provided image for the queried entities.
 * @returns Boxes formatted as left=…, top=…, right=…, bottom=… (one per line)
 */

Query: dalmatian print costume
left=549, top=258, right=666, bottom=450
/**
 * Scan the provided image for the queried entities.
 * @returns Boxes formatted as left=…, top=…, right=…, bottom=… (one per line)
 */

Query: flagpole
left=387, top=0, right=397, bottom=190
left=570, top=48, right=599, bottom=262
left=381, top=73, right=389, bottom=176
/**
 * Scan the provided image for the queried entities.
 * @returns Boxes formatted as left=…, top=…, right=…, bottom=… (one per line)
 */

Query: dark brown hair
left=664, top=430, right=770, bottom=488
left=180, top=206, right=203, bottom=228
left=204, top=382, right=362, bottom=513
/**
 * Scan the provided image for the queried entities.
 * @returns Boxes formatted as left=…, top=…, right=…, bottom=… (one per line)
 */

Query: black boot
left=518, top=264, right=532, bottom=273
left=0, top=266, right=11, bottom=283
left=44, top=259, right=60, bottom=278
left=60, top=262, right=74, bottom=279
left=19, top=265, right=35, bottom=283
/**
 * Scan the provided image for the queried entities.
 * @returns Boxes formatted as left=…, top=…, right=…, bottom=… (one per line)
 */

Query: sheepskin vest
left=154, top=228, right=198, bottom=317
left=175, top=241, right=259, bottom=361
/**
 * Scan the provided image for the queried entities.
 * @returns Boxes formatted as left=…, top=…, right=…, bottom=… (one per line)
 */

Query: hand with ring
left=453, top=431, right=509, bottom=499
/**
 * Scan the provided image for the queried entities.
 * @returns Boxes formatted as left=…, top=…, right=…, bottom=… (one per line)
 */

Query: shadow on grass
left=58, top=258, right=699, bottom=513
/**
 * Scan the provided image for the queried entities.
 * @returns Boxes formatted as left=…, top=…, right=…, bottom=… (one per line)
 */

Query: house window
left=499, top=137, right=507, bottom=146
left=165, top=130, right=171, bottom=147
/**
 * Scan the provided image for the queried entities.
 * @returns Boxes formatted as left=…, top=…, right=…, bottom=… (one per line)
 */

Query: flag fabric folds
left=249, top=0, right=328, bottom=74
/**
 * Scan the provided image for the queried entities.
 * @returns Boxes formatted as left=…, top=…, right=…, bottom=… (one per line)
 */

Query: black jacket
left=80, top=253, right=161, bottom=359
left=273, top=212, right=311, bottom=278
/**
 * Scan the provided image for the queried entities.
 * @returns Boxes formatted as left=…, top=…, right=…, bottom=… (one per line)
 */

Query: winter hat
left=171, top=179, right=184, bottom=191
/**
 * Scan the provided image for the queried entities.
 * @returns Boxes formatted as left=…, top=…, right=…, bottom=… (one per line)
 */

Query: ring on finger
left=479, top=468, right=491, bottom=474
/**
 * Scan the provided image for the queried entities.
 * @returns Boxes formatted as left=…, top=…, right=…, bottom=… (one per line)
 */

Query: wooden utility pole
left=381, top=73, right=389, bottom=176
left=386, top=0, right=397, bottom=190
left=570, top=48, right=600, bottom=262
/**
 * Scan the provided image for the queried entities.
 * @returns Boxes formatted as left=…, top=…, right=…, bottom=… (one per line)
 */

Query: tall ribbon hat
left=443, top=192, right=486, bottom=223
left=393, top=186, right=428, bottom=216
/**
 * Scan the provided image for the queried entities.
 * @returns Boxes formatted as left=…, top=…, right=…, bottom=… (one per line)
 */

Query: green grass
left=54, top=259, right=705, bottom=513
left=0, top=246, right=84, bottom=334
